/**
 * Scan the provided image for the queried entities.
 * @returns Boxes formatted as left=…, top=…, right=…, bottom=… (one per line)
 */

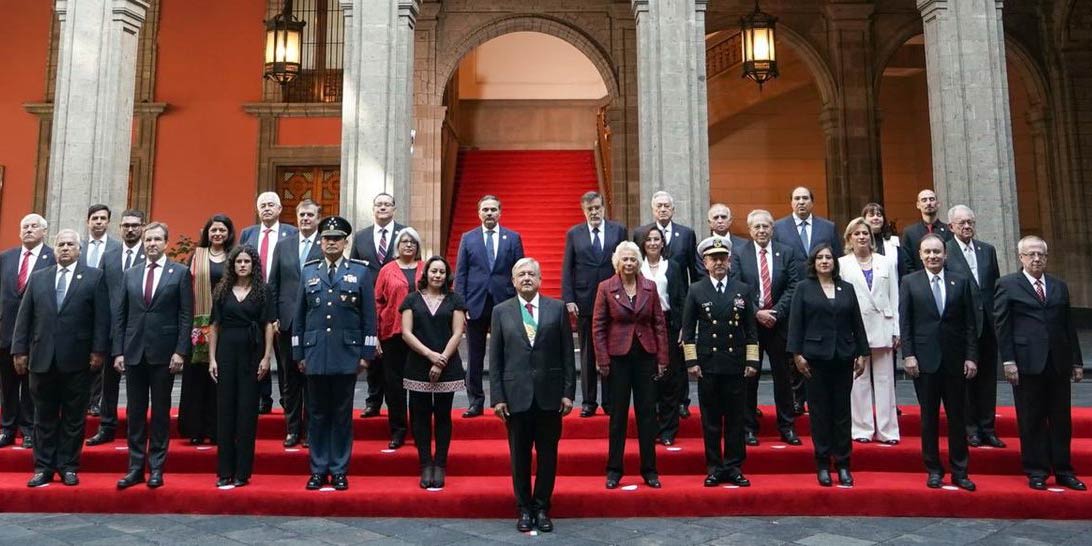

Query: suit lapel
left=492, top=229, right=507, bottom=272
left=58, top=265, right=80, bottom=312
left=1014, top=274, right=1042, bottom=307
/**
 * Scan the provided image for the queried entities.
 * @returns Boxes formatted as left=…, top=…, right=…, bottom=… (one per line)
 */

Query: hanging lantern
left=264, top=0, right=306, bottom=86
left=740, top=1, right=778, bottom=88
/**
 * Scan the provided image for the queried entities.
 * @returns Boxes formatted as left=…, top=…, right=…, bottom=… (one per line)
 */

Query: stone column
left=47, top=0, right=148, bottom=232
left=631, top=0, right=710, bottom=229
left=340, top=0, right=419, bottom=230
left=918, top=0, right=1019, bottom=272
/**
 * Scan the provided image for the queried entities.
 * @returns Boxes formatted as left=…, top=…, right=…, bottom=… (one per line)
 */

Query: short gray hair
left=395, top=226, right=423, bottom=259
left=256, top=191, right=281, bottom=207
left=611, top=241, right=642, bottom=273
left=747, top=209, right=774, bottom=226
left=1017, top=235, right=1048, bottom=255
left=511, top=257, right=541, bottom=278
left=54, top=228, right=81, bottom=246
left=947, top=204, right=975, bottom=221
left=20, top=213, right=47, bottom=230
left=650, top=190, right=674, bottom=207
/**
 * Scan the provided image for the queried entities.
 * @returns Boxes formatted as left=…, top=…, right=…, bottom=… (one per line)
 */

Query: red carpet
left=0, top=406, right=1090, bottom=518
left=445, top=150, right=599, bottom=297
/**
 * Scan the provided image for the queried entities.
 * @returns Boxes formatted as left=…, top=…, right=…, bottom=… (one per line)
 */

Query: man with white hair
left=240, top=191, right=299, bottom=414
left=635, top=191, right=701, bottom=285
left=0, top=213, right=54, bottom=448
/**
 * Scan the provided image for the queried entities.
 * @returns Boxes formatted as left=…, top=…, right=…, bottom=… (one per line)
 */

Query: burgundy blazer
left=591, top=274, right=669, bottom=368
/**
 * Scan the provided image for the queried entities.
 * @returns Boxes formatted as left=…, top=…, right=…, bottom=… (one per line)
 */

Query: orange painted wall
left=879, top=71, right=934, bottom=233
left=0, top=3, right=51, bottom=247
left=152, top=0, right=267, bottom=242
left=278, top=118, right=341, bottom=146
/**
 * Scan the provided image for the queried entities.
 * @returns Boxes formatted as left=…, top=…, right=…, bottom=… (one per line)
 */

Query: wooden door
left=275, top=165, right=341, bottom=223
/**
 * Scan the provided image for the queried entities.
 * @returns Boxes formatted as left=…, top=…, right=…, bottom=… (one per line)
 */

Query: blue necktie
left=56, top=268, right=69, bottom=307
left=486, top=230, right=496, bottom=270
left=799, top=221, right=810, bottom=253
left=593, top=227, right=603, bottom=257
left=299, top=238, right=312, bottom=272
left=932, top=275, right=945, bottom=315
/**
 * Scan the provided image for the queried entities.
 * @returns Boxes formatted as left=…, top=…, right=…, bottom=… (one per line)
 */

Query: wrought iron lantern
left=264, top=0, right=306, bottom=86
left=740, top=1, right=779, bottom=88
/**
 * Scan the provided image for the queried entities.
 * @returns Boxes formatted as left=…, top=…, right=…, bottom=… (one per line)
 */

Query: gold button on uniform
left=326, top=327, right=332, bottom=332
left=712, top=334, right=717, bottom=339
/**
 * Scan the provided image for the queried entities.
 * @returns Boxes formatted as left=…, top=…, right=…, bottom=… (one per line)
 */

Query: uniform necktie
left=716, top=280, right=724, bottom=295
left=89, top=240, right=102, bottom=268
left=259, top=228, right=273, bottom=278
left=798, top=221, right=810, bottom=253
left=759, top=247, right=773, bottom=309
left=377, top=228, right=388, bottom=263
left=932, top=275, right=945, bottom=315
left=123, top=249, right=134, bottom=271
left=144, top=262, right=158, bottom=306
left=964, top=244, right=979, bottom=284
left=485, top=230, right=496, bottom=270
left=328, top=262, right=337, bottom=283
left=592, top=227, right=603, bottom=257
left=16, top=250, right=31, bottom=293
left=56, top=267, right=69, bottom=307
left=1035, top=280, right=1046, bottom=303
left=299, top=238, right=312, bottom=272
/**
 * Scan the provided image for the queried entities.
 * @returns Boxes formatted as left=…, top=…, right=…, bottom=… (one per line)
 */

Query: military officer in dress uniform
left=682, top=236, right=759, bottom=488
left=292, top=216, right=378, bottom=491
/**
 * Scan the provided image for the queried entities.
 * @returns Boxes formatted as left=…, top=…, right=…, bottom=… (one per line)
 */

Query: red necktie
left=144, top=262, right=158, bottom=306
left=926, top=223, right=934, bottom=234
left=16, top=250, right=31, bottom=293
left=759, top=248, right=773, bottom=309
left=259, top=228, right=273, bottom=277
left=377, top=228, right=388, bottom=263
left=1035, top=280, right=1046, bottom=303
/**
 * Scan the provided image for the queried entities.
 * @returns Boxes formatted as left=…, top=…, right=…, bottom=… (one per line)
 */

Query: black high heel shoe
left=817, top=468, right=832, bottom=487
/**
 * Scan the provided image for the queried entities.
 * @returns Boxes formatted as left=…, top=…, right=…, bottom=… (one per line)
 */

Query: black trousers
left=697, top=371, right=746, bottom=477
left=409, top=391, right=454, bottom=467
left=179, top=359, right=217, bottom=441
left=258, top=366, right=273, bottom=409
left=381, top=336, right=408, bottom=442
left=606, top=347, right=658, bottom=480
left=307, top=374, right=356, bottom=475
left=216, top=327, right=260, bottom=481
left=0, top=348, right=33, bottom=438
left=655, top=319, right=684, bottom=441
left=275, top=332, right=308, bottom=438
left=125, top=362, right=175, bottom=473
left=364, top=354, right=384, bottom=410
left=577, top=314, right=610, bottom=411
left=965, top=328, right=999, bottom=436
left=806, top=360, right=853, bottom=470
left=29, top=366, right=90, bottom=473
left=746, top=325, right=795, bottom=435
left=465, top=295, right=493, bottom=410
left=89, top=365, right=103, bottom=409
left=94, top=361, right=122, bottom=436
left=507, top=403, right=562, bottom=512
left=914, top=371, right=969, bottom=478
left=1014, top=364, right=1075, bottom=479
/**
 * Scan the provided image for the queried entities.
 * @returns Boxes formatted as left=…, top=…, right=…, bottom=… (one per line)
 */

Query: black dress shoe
left=953, top=477, right=976, bottom=491
left=678, top=405, right=691, bottom=418
left=0, top=432, right=15, bottom=448
left=420, top=466, right=433, bottom=489
left=926, top=474, right=943, bottom=489
left=332, top=473, right=349, bottom=490
left=838, top=468, right=854, bottom=487
left=433, top=466, right=446, bottom=489
left=86, top=431, right=114, bottom=446
left=233, top=478, right=249, bottom=488
left=644, top=476, right=662, bottom=489
left=792, top=402, right=806, bottom=416
left=306, top=473, right=326, bottom=490
left=579, top=408, right=595, bottom=418
left=302, top=437, right=310, bottom=448
left=361, top=406, right=381, bottom=418
left=755, top=407, right=764, bottom=418
left=216, top=477, right=232, bottom=487
left=388, top=439, right=404, bottom=450
left=745, top=431, right=759, bottom=446
left=704, top=474, right=720, bottom=487
left=780, top=431, right=802, bottom=446
left=535, top=509, right=553, bottom=532
left=258, top=400, right=273, bottom=415
left=461, top=407, right=483, bottom=418
left=517, top=511, right=535, bottom=532
left=283, top=434, right=300, bottom=448
left=21, top=436, right=33, bottom=449
left=967, top=434, right=982, bottom=448
left=87, top=405, right=101, bottom=417
left=661, top=438, right=674, bottom=447
left=1029, top=477, right=1048, bottom=490
left=725, top=474, right=751, bottom=487
left=817, top=468, right=832, bottom=487
left=983, top=434, right=1007, bottom=448
left=188, top=437, right=204, bottom=446
left=61, top=472, right=79, bottom=486
left=147, top=471, right=164, bottom=488
left=605, top=478, right=619, bottom=489
left=27, top=471, right=53, bottom=488
left=1057, top=475, right=1087, bottom=491
left=117, top=471, right=144, bottom=489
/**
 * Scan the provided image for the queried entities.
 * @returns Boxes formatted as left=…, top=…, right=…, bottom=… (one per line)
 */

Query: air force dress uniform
left=292, top=216, right=377, bottom=490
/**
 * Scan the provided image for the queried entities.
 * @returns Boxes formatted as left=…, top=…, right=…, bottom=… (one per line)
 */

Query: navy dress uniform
left=681, top=237, right=760, bottom=487
left=292, top=216, right=378, bottom=491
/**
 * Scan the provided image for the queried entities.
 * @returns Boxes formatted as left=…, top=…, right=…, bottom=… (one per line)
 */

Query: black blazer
left=561, top=220, right=626, bottom=316
left=773, top=214, right=843, bottom=263
left=994, top=272, right=1083, bottom=376
left=268, top=234, right=323, bottom=332
left=899, top=270, right=978, bottom=375
left=0, top=245, right=54, bottom=349
left=730, top=240, right=800, bottom=327
left=901, top=220, right=954, bottom=271
left=680, top=277, right=760, bottom=375
left=488, top=295, right=576, bottom=413
left=945, top=238, right=1000, bottom=338
left=786, top=278, right=870, bottom=363
left=11, top=264, right=110, bottom=373
left=112, top=259, right=194, bottom=365
left=102, top=244, right=146, bottom=307
left=349, top=222, right=406, bottom=284
left=635, top=221, right=700, bottom=284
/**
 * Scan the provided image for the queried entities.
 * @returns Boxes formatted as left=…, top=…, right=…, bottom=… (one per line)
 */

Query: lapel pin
left=837, top=286, right=842, bottom=291
left=76, top=274, right=82, bottom=280
left=502, top=234, right=507, bottom=240
left=614, top=294, right=620, bottom=299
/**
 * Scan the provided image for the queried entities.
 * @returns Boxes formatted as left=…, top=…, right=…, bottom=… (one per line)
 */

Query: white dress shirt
left=753, top=242, right=775, bottom=306
left=19, top=243, right=45, bottom=274
left=656, top=221, right=675, bottom=247
left=121, top=242, right=142, bottom=270
left=641, top=258, right=671, bottom=312
left=1023, top=269, right=1046, bottom=298
left=928, top=269, right=946, bottom=310
left=144, top=255, right=168, bottom=298
left=86, top=235, right=108, bottom=268
left=373, top=222, right=395, bottom=256
left=55, top=264, right=74, bottom=300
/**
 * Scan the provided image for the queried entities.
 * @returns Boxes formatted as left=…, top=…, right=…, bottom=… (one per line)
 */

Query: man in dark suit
left=901, top=189, right=954, bottom=271
left=79, top=204, right=120, bottom=417
left=899, top=234, right=978, bottom=491
left=731, top=209, right=801, bottom=446
left=269, top=199, right=323, bottom=447
left=0, top=213, right=54, bottom=448
left=87, top=209, right=146, bottom=446
left=772, top=186, right=840, bottom=413
left=240, top=191, right=299, bottom=414
left=113, top=222, right=194, bottom=489
left=707, top=203, right=750, bottom=254
left=349, top=192, right=406, bottom=418
left=945, top=205, right=1004, bottom=449
left=636, top=190, right=701, bottom=284
left=490, top=257, right=575, bottom=533
left=455, top=195, right=525, bottom=417
left=682, top=236, right=759, bottom=488
left=12, top=229, right=109, bottom=487
left=995, top=236, right=1086, bottom=491
left=562, top=191, right=625, bottom=418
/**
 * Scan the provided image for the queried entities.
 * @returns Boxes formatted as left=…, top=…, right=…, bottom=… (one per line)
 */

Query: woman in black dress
left=400, top=256, right=466, bottom=489
left=207, top=245, right=274, bottom=487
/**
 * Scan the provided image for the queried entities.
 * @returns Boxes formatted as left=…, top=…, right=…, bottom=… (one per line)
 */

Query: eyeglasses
left=120, top=223, right=143, bottom=229
left=1020, top=251, right=1047, bottom=259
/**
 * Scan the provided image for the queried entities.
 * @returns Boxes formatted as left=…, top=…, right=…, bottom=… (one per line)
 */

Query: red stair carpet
left=445, top=149, right=600, bottom=297
left=1, top=406, right=1091, bottom=518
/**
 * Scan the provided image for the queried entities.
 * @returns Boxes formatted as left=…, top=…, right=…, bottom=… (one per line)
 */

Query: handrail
left=595, top=106, right=613, bottom=216
left=706, top=32, right=743, bottom=81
